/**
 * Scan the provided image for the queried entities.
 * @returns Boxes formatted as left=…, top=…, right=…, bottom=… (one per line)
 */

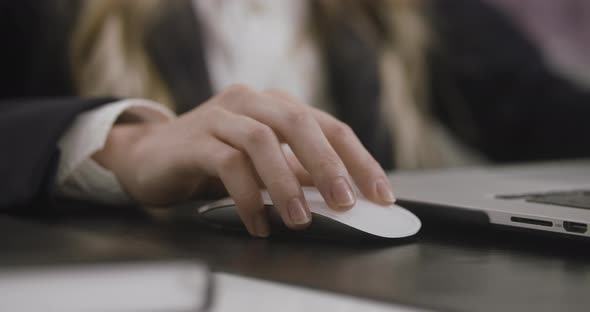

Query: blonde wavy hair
left=71, top=0, right=173, bottom=108
left=71, top=0, right=479, bottom=169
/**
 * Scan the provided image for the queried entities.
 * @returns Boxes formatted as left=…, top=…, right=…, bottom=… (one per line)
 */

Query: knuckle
left=285, top=106, right=313, bottom=126
left=368, top=155, right=382, bottom=168
left=329, top=122, right=355, bottom=140
left=368, top=161, right=382, bottom=176
left=217, top=149, right=247, bottom=173
left=225, top=83, right=252, bottom=95
left=202, top=105, right=226, bottom=119
left=245, top=123, right=275, bottom=145
left=223, top=84, right=256, bottom=101
left=267, top=88, right=294, bottom=101
left=220, top=84, right=260, bottom=111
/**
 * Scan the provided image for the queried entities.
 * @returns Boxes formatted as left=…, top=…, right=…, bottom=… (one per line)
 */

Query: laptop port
left=563, top=221, right=587, bottom=234
left=510, top=217, right=553, bottom=227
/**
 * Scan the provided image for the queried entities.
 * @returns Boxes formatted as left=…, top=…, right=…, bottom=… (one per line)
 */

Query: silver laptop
left=389, top=159, right=590, bottom=237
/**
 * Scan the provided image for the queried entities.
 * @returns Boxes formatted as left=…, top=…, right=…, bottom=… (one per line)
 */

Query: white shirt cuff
left=55, top=99, right=175, bottom=204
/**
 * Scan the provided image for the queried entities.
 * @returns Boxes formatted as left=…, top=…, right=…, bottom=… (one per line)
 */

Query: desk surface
left=5, top=202, right=590, bottom=312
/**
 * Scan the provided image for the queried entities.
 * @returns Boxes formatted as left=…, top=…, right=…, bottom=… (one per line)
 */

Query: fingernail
left=376, top=179, right=396, bottom=203
left=330, top=177, right=356, bottom=207
left=287, top=198, right=310, bottom=225
left=253, top=216, right=270, bottom=238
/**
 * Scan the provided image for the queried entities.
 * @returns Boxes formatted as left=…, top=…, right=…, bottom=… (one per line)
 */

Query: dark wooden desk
left=5, top=201, right=590, bottom=312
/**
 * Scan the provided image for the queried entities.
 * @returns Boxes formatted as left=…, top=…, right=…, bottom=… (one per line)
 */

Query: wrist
left=92, top=123, right=157, bottom=199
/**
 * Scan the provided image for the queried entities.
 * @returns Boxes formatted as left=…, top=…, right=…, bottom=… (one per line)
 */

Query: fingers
left=218, top=85, right=357, bottom=211
left=209, top=108, right=311, bottom=230
left=313, top=110, right=396, bottom=205
left=265, top=89, right=394, bottom=204
left=199, top=139, right=269, bottom=237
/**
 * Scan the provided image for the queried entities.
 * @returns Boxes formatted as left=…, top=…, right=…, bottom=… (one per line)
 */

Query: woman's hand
left=94, top=85, right=395, bottom=237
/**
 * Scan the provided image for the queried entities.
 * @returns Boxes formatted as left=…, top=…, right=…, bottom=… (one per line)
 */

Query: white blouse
left=55, top=0, right=323, bottom=203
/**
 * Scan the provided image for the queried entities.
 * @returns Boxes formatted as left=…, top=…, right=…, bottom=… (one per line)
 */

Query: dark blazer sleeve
left=430, top=0, right=590, bottom=163
left=0, top=2, right=116, bottom=209
left=0, top=98, right=116, bottom=209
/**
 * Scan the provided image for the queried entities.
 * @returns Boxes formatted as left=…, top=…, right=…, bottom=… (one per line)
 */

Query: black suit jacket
left=1, top=0, right=590, bottom=209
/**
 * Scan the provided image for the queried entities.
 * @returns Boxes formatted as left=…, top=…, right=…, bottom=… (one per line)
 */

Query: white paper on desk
left=0, top=261, right=211, bottom=312
left=212, top=272, right=430, bottom=312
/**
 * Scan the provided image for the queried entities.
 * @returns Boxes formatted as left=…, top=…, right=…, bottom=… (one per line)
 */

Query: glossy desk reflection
left=11, top=201, right=590, bottom=312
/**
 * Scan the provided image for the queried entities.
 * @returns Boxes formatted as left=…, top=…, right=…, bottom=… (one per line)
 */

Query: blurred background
left=487, top=0, right=590, bottom=88
left=5, top=0, right=590, bottom=172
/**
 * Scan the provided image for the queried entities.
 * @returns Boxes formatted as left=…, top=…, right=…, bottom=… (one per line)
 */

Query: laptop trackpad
left=497, top=190, right=590, bottom=210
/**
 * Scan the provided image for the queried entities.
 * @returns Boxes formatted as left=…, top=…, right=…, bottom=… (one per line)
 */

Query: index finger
left=219, top=86, right=357, bottom=210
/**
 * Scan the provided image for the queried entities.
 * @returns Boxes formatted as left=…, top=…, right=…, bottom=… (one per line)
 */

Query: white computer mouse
left=197, top=187, right=421, bottom=239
